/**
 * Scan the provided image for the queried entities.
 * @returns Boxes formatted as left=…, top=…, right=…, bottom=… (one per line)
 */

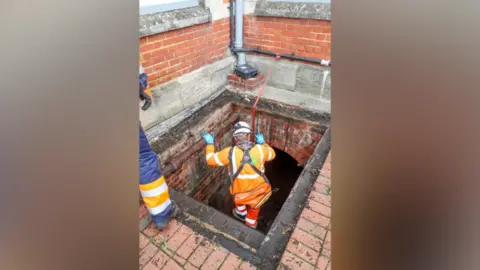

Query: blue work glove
left=201, top=133, right=214, bottom=145
left=255, top=134, right=265, bottom=144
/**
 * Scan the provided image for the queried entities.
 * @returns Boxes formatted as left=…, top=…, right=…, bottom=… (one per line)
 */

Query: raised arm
left=202, top=133, right=231, bottom=167
left=255, top=133, right=276, bottom=161
left=262, top=143, right=276, bottom=162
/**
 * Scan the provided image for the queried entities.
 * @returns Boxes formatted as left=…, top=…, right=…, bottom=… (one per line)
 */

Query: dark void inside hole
left=208, top=147, right=303, bottom=234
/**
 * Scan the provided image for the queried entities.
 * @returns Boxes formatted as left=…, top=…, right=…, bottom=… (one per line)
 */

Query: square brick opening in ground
left=143, top=90, right=331, bottom=269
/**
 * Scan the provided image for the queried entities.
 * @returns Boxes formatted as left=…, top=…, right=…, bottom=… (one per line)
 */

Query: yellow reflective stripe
left=268, top=147, right=273, bottom=160
left=142, top=189, right=170, bottom=209
left=206, top=153, right=214, bottom=161
left=140, top=182, right=168, bottom=198
left=148, top=199, right=172, bottom=215
left=139, top=176, right=165, bottom=191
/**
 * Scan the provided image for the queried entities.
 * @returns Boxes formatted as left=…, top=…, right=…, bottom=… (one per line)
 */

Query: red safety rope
left=251, top=54, right=280, bottom=141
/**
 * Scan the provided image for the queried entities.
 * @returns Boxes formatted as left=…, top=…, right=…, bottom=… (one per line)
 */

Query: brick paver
left=238, top=261, right=257, bottom=270
left=167, top=225, right=195, bottom=252
left=184, top=262, right=198, bottom=270
left=219, top=253, right=242, bottom=270
left=279, top=251, right=315, bottom=270
left=278, top=152, right=331, bottom=270
left=200, top=247, right=229, bottom=270
left=139, top=152, right=331, bottom=270
left=296, top=218, right=327, bottom=239
left=143, top=250, right=170, bottom=270
left=316, top=255, right=329, bottom=270
left=173, top=254, right=187, bottom=266
left=143, top=222, right=161, bottom=237
left=290, top=228, right=322, bottom=252
left=139, top=243, right=160, bottom=268
left=138, top=217, right=257, bottom=270
left=155, top=219, right=182, bottom=241
left=163, top=259, right=184, bottom=270
left=140, top=233, right=150, bottom=250
left=176, top=234, right=204, bottom=259
left=188, top=239, right=215, bottom=267
left=286, top=240, right=319, bottom=265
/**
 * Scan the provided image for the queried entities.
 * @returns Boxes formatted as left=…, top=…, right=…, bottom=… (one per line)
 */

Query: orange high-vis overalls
left=206, top=143, right=276, bottom=228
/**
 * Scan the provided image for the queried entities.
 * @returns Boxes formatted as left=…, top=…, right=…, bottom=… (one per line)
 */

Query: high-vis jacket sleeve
left=262, top=144, right=276, bottom=161
left=139, top=125, right=172, bottom=224
left=206, top=145, right=231, bottom=167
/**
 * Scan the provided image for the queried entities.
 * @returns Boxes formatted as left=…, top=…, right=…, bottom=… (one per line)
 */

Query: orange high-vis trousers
left=235, top=204, right=261, bottom=228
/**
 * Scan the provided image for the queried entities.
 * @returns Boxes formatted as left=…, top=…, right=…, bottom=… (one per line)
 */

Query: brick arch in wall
left=235, top=110, right=323, bottom=166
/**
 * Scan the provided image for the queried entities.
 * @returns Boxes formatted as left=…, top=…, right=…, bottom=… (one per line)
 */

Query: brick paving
left=278, top=152, right=331, bottom=270
left=139, top=152, right=331, bottom=269
left=138, top=215, right=258, bottom=270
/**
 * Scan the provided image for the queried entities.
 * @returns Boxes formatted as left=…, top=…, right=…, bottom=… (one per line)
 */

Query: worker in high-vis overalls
left=201, top=121, right=276, bottom=229
left=139, top=64, right=178, bottom=229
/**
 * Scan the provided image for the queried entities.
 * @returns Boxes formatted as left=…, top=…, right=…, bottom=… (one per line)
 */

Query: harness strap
left=228, top=145, right=271, bottom=185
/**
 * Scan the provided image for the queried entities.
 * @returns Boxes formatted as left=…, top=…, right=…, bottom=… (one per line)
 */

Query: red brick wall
left=244, top=16, right=331, bottom=62
left=139, top=18, right=231, bottom=88
left=234, top=106, right=323, bottom=165
left=139, top=15, right=331, bottom=88
left=160, top=103, right=236, bottom=200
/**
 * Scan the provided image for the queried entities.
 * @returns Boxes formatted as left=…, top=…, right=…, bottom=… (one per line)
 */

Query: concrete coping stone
left=254, top=0, right=331, bottom=21
left=140, top=6, right=212, bottom=37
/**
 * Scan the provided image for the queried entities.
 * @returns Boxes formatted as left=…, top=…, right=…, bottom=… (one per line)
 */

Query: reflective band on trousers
left=140, top=182, right=168, bottom=198
left=148, top=199, right=172, bottom=215
left=237, top=205, right=246, bottom=211
left=236, top=209, right=247, bottom=215
left=245, top=217, right=256, bottom=225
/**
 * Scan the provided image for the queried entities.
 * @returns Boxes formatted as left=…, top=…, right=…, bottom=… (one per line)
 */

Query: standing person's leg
left=139, top=125, right=178, bottom=229
left=232, top=204, right=247, bottom=221
left=245, top=206, right=260, bottom=229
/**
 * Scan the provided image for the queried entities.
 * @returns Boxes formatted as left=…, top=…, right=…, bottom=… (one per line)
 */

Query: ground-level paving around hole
left=139, top=152, right=331, bottom=270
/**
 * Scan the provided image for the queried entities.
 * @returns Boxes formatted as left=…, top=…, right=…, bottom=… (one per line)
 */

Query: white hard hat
left=232, top=121, right=251, bottom=136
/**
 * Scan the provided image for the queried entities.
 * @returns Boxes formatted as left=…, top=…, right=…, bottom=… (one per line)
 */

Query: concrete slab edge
left=140, top=6, right=212, bottom=37
left=170, top=189, right=265, bottom=265
left=145, top=86, right=227, bottom=142
left=254, top=0, right=331, bottom=21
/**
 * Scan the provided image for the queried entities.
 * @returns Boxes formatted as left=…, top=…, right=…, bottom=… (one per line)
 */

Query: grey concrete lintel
left=140, top=6, right=212, bottom=38
left=254, top=0, right=331, bottom=21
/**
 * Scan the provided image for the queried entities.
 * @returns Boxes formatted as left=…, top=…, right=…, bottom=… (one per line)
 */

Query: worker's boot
left=232, top=208, right=246, bottom=222
left=155, top=201, right=180, bottom=230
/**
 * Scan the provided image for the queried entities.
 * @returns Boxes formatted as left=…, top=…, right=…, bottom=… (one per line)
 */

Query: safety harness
left=228, top=143, right=272, bottom=208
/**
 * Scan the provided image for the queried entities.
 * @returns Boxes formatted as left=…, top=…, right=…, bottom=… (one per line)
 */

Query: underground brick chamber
left=146, top=90, right=330, bottom=269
